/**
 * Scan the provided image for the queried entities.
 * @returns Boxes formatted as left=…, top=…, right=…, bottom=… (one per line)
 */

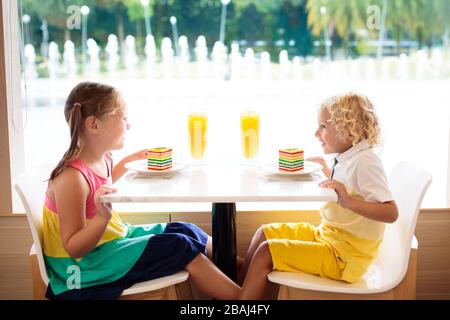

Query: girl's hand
left=125, top=149, right=148, bottom=163
left=113, top=149, right=148, bottom=183
left=94, top=185, right=117, bottom=222
left=319, top=179, right=352, bottom=209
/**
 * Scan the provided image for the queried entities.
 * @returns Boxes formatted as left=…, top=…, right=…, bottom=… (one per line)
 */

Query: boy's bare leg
left=238, top=241, right=273, bottom=300
left=206, top=236, right=245, bottom=277
left=185, top=253, right=241, bottom=300
left=205, top=236, right=213, bottom=260
left=237, top=226, right=267, bottom=285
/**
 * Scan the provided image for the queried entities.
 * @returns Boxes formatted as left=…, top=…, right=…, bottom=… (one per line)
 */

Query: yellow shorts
left=263, top=222, right=346, bottom=281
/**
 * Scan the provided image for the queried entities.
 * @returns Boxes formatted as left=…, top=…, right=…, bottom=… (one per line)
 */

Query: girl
left=43, top=82, right=240, bottom=299
left=237, top=93, right=399, bottom=299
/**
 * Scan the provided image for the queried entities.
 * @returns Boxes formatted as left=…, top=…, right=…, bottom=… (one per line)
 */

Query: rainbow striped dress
left=42, top=158, right=207, bottom=299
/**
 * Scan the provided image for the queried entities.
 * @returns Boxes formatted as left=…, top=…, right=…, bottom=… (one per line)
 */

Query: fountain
left=105, top=34, right=119, bottom=76
left=312, top=58, right=322, bottom=80
left=194, top=35, right=209, bottom=78
left=40, top=20, right=49, bottom=60
left=124, top=35, right=138, bottom=76
left=195, top=36, right=208, bottom=62
left=144, top=35, right=157, bottom=79
left=178, top=35, right=190, bottom=63
left=178, top=35, right=190, bottom=78
left=430, top=48, right=443, bottom=79
left=244, top=48, right=255, bottom=79
left=381, top=57, right=392, bottom=80
left=349, top=58, right=361, bottom=80
left=211, top=41, right=228, bottom=79
left=23, top=44, right=38, bottom=80
left=229, top=42, right=242, bottom=79
left=415, top=49, right=428, bottom=81
left=292, top=56, right=302, bottom=81
left=365, top=58, right=376, bottom=80
left=260, top=51, right=271, bottom=80
left=47, top=41, right=61, bottom=107
left=396, top=53, right=410, bottom=80
left=279, top=50, right=290, bottom=80
left=86, top=38, right=100, bottom=77
left=63, top=40, right=77, bottom=79
left=48, top=41, right=60, bottom=79
left=161, top=37, right=175, bottom=79
left=329, top=60, right=344, bottom=80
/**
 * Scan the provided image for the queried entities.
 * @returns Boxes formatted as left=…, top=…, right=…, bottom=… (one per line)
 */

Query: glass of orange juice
left=240, top=111, right=259, bottom=164
left=188, top=112, right=208, bottom=164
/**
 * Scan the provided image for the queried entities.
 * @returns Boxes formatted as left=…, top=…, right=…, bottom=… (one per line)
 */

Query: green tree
left=363, top=0, right=448, bottom=53
left=94, top=0, right=128, bottom=48
left=427, top=0, right=450, bottom=48
left=22, top=0, right=94, bottom=41
left=276, top=0, right=313, bottom=57
left=307, top=0, right=368, bottom=56
left=237, top=4, right=264, bottom=45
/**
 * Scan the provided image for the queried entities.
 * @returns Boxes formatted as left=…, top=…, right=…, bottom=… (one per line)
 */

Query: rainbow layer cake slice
left=279, top=149, right=304, bottom=172
left=148, top=147, right=173, bottom=171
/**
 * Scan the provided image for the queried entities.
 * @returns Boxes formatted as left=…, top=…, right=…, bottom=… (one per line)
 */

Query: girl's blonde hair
left=49, top=82, right=120, bottom=181
left=321, top=93, right=381, bottom=147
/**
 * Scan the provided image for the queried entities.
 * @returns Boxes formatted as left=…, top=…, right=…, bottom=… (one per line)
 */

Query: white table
left=101, top=161, right=337, bottom=280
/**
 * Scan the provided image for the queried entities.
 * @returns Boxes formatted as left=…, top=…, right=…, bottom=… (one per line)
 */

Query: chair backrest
left=375, top=162, right=432, bottom=286
left=14, top=164, right=55, bottom=285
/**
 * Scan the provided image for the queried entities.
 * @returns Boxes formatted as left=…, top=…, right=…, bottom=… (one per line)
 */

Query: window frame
left=1, top=0, right=25, bottom=215
left=448, top=112, right=450, bottom=205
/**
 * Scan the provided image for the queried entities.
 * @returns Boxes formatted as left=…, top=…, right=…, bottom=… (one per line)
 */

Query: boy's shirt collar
left=335, top=139, right=371, bottom=164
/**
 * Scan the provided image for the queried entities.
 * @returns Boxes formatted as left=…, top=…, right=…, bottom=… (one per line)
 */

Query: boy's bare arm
left=320, top=179, right=398, bottom=223
left=345, top=199, right=398, bottom=223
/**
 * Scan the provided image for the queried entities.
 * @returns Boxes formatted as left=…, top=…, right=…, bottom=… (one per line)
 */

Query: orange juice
left=241, top=111, right=259, bottom=159
left=188, top=113, right=208, bottom=160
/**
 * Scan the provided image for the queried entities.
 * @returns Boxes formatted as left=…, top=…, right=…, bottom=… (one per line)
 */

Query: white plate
left=259, top=161, right=323, bottom=176
left=125, top=159, right=188, bottom=175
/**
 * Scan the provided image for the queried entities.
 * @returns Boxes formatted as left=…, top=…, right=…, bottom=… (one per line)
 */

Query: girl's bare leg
left=185, top=253, right=241, bottom=300
left=238, top=241, right=273, bottom=300
left=237, top=226, right=267, bottom=285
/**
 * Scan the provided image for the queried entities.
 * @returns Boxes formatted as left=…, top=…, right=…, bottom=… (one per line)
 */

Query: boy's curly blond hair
left=321, top=93, right=381, bottom=146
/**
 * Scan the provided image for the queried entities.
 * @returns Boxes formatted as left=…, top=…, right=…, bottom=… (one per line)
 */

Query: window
left=3, top=0, right=450, bottom=212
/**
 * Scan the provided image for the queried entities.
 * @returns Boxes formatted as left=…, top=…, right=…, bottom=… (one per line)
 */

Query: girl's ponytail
left=48, top=103, right=83, bottom=181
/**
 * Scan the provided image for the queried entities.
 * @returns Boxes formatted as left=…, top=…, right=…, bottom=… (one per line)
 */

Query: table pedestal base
left=212, top=203, right=237, bottom=281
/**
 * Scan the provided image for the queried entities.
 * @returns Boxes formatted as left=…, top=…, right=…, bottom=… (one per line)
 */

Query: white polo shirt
left=319, top=140, right=394, bottom=240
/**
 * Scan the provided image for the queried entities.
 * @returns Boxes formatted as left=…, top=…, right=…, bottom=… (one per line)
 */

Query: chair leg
left=30, top=253, right=47, bottom=300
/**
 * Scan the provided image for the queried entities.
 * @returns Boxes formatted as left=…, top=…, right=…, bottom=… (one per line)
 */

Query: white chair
left=268, top=162, right=432, bottom=300
left=14, top=164, right=191, bottom=300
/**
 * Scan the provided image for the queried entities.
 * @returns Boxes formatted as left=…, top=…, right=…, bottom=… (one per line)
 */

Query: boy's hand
left=307, top=157, right=327, bottom=168
left=307, top=157, right=331, bottom=178
left=319, top=179, right=352, bottom=209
